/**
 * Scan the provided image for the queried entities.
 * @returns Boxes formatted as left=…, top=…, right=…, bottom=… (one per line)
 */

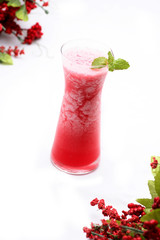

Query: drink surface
left=51, top=48, right=108, bottom=173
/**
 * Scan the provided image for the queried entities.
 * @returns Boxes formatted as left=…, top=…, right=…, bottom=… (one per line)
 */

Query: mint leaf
left=108, top=62, right=115, bottom=72
left=16, top=4, right=28, bottom=21
left=91, top=57, right=108, bottom=69
left=148, top=180, right=158, bottom=199
left=114, top=58, right=130, bottom=70
left=155, top=169, right=160, bottom=197
left=7, top=0, right=21, bottom=7
left=151, top=156, right=160, bottom=178
left=108, top=51, right=115, bottom=72
left=0, top=52, right=13, bottom=65
left=136, top=198, right=153, bottom=208
left=141, top=209, right=160, bottom=224
left=108, top=51, right=114, bottom=63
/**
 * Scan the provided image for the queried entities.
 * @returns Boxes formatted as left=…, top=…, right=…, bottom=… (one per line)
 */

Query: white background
left=0, top=0, right=160, bottom=239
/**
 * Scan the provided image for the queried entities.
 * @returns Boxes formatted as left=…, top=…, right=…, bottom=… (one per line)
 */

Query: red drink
left=51, top=40, right=109, bottom=174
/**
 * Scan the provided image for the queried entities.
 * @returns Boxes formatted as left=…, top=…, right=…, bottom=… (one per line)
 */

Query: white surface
left=0, top=0, right=160, bottom=239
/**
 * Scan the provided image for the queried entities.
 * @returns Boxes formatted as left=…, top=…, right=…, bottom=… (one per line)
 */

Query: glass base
left=50, top=156, right=100, bottom=175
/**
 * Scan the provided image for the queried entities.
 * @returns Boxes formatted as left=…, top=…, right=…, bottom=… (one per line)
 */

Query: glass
left=51, top=39, right=111, bottom=174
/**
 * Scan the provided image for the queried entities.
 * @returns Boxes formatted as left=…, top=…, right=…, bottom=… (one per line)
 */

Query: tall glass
left=51, top=39, right=110, bottom=174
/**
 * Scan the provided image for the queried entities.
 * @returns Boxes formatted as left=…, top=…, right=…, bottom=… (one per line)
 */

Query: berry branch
left=0, top=0, right=49, bottom=64
left=83, top=156, right=160, bottom=240
left=31, top=0, right=49, bottom=14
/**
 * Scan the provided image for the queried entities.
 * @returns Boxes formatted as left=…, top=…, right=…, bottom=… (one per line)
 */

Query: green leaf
left=114, top=58, right=130, bottom=70
left=108, top=63, right=115, bottom=72
left=151, top=156, right=160, bottom=178
left=108, top=51, right=115, bottom=72
left=136, top=198, right=153, bottom=208
left=144, top=208, right=151, bottom=214
left=148, top=180, right=158, bottom=199
left=140, top=236, right=146, bottom=240
left=108, top=51, right=114, bottom=64
left=7, top=0, right=21, bottom=7
left=155, top=169, right=160, bottom=197
left=141, top=209, right=160, bottom=223
left=129, top=232, right=134, bottom=237
left=91, top=57, right=108, bottom=69
left=0, top=52, right=13, bottom=65
left=16, top=4, right=28, bottom=21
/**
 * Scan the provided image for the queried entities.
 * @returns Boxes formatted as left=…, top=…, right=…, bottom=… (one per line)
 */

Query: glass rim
left=60, top=38, right=113, bottom=68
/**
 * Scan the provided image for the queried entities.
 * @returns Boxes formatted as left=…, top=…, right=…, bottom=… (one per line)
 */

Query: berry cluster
left=25, top=0, right=37, bottom=14
left=0, top=2, right=22, bottom=35
left=84, top=198, right=160, bottom=239
left=0, top=45, right=24, bottom=56
left=150, top=157, right=158, bottom=169
left=143, top=220, right=160, bottom=239
left=84, top=198, right=147, bottom=240
left=152, top=197, right=160, bottom=209
left=126, top=203, right=145, bottom=217
left=23, top=22, right=43, bottom=44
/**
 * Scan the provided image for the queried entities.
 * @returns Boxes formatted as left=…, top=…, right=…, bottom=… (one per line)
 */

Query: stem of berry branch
left=36, top=1, right=49, bottom=14
left=120, top=225, right=144, bottom=234
left=2, top=26, right=23, bottom=42
left=91, top=232, right=104, bottom=238
left=29, top=0, right=49, bottom=14
left=107, top=232, right=118, bottom=239
left=91, top=231, right=118, bottom=239
left=12, top=32, right=23, bottom=42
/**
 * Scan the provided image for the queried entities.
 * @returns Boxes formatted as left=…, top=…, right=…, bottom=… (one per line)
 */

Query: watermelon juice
left=51, top=40, right=109, bottom=174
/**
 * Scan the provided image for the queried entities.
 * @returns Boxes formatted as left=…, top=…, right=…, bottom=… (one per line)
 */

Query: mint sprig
left=91, top=51, right=130, bottom=71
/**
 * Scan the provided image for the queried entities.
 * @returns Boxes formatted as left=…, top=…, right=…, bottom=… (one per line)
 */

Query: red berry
left=0, top=23, right=2, bottom=32
left=90, top=198, right=99, bottom=206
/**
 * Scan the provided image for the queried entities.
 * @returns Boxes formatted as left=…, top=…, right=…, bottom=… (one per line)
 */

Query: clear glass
left=51, top=39, right=111, bottom=174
